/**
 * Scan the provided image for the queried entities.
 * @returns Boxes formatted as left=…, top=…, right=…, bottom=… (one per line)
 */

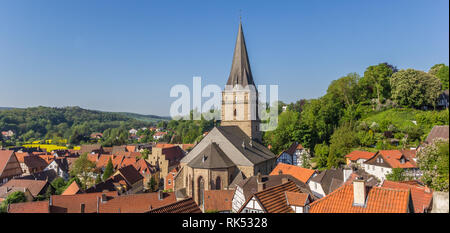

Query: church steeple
left=226, top=22, right=255, bottom=87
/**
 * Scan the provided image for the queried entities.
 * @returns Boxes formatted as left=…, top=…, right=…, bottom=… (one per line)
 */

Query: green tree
left=360, top=63, right=396, bottom=104
left=390, top=69, right=442, bottom=109
left=313, top=142, right=329, bottom=170
left=102, top=158, right=114, bottom=181
left=327, top=73, right=361, bottom=107
left=0, top=191, right=27, bottom=213
left=386, top=168, right=406, bottom=181
left=51, top=177, right=68, bottom=195
left=70, top=152, right=96, bottom=190
left=417, top=139, right=449, bottom=192
left=148, top=176, right=158, bottom=192
left=263, top=110, right=302, bottom=154
left=429, top=64, right=449, bottom=90
left=327, top=124, right=358, bottom=168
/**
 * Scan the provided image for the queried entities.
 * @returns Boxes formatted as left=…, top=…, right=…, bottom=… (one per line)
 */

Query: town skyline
left=1, top=0, right=449, bottom=116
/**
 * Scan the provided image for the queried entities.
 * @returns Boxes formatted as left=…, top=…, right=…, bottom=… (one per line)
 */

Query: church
left=173, top=22, right=278, bottom=205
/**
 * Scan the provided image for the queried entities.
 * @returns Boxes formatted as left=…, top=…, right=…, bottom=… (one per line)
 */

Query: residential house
left=165, top=166, right=179, bottom=191
left=14, top=152, right=31, bottom=174
left=49, top=191, right=119, bottom=213
left=1, top=130, right=14, bottom=139
left=147, top=197, right=202, bottom=213
left=345, top=150, right=376, bottom=166
left=238, top=180, right=312, bottom=213
left=23, top=156, right=50, bottom=175
left=132, top=159, right=159, bottom=190
left=436, top=90, right=449, bottom=109
left=148, top=144, right=185, bottom=182
left=98, top=191, right=177, bottom=213
left=61, top=181, right=81, bottom=195
left=382, top=180, right=433, bottom=213
left=44, top=157, right=69, bottom=180
left=0, top=186, right=34, bottom=202
left=276, top=142, right=299, bottom=165
left=309, top=178, right=414, bottom=213
left=129, top=128, right=138, bottom=135
left=270, top=162, right=316, bottom=184
left=153, top=131, right=168, bottom=140
left=363, top=150, right=420, bottom=181
left=85, top=165, right=144, bottom=195
left=16, top=169, right=58, bottom=183
left=90, top=132, right=103, bottom=139
left=7, top=200, right=50, bottom=213
left=0, top=150, right=23, bottom=185
left=231, top=173, right=315, bottom=213
left=203, top=189, right=235, bottom=213
left=424, top=125, right=449, bottom=145
left=0, top=179, right=49, bottom=200
left=308, top=168, right=344, bottom=199
left=79, top=144, right=104, bottom=155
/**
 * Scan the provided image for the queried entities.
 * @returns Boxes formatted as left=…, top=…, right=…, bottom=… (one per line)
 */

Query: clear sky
left=0, top=0, right=448, bottom=116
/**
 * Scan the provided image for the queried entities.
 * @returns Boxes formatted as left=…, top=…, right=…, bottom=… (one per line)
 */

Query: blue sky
left=0, top=0, right=448, bottom=116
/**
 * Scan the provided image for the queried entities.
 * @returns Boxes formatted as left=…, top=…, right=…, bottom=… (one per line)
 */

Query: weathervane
left=239, top=9, right=242, bottom=22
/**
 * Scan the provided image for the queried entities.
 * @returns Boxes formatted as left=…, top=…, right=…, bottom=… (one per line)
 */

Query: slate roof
left=310, top=169, right=344, bottom=195
left=16, top=169, right=58, bottom=182
left=309, top=184, right=412, bottom=213
left=425, top=125, right=449, bottom=143
left=188, top=143, right=235, bottom=169
left=53, top=157, right=69, bottom=173
left=226, top=22, right=255, bottom=87
left=228, top=170, right=246, bottom=189
left=382, top=180, right=433, bottom=213
left=204, top=190, right=235, bottom=212
left=270, top=163, right=316, bottom=183
left=118, top=165, right=144, bottom=185
left=147, top=197, right=202, bottom=213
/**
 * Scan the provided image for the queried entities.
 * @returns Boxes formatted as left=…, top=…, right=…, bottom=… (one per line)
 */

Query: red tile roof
left=98, top=192, right=177, bottom=213
left=61, top=181, right=81, bottom=195
left=0, top=150, right=16, bottom=176
left=1, top=179, right=48, bottom=197
left=378, top=150, right=416, bottom=168
left=14, top=152, right=30, bottom=163
left=345, top=150, right=376, bottom=161
left=285, top=191, right=309, bottom=207
left=270, top=163, right=315, bottom=183
left=204, top=190, right=235, bottom=212
left=8, top=201, right=49, bottom=213
left=309, top=184, right=411, bottom=213
left=50, top=191, right=119, bottom=213
left=382, top=180, right=433, bottom=213
left=147, top=197, right=202, bottom=213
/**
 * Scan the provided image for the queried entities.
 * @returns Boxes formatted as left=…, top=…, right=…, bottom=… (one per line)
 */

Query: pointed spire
left=227, top=22, right=255, bottom=87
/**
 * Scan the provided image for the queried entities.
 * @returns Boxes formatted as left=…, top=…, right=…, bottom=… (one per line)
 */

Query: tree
left=313, top=142, right=329, bottom=170
left=360, top=63, right=396, bottom=104
left=386, top=168, right=406, bottom=181
left=0, top=191, right=27, bottom=212
left=429, top=64, right=449, bottom=90
left=148, top=176, right=158, bottom=192
left=417, top=139, right=449, bottom=192
left=327, top=73, right=361, bottom=107
left=70, top=152, right=96, bottom=190
left=102, top=158, right=114, bottom=181
left=327, top=124, right=358, bottom=168
left=51, top=177, right=68, bottom=195
left=390, top=69, right=442, bottom=109
left=263, top=110, right=302, bottom=154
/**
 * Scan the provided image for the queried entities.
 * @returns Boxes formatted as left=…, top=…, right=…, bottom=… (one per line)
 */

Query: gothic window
left=198, top=176, right=205, bottom=206
left=215, top=176, right=222, bottom=190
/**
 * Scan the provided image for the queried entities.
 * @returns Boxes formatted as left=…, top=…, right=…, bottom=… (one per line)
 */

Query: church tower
left=221, top=22, right=262, bottom=142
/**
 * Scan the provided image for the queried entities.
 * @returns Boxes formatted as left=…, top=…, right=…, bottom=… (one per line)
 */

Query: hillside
left=0, top=106, right=165, bottom=144
left=113, top=112, right=170, bottom=123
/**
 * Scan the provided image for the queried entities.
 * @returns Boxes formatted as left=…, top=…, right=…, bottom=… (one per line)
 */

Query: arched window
left=234, top=109, right=237, bottom=117
left=215, top=176, right=221, bottom=190
left=198, top=176, right=205, bottom=206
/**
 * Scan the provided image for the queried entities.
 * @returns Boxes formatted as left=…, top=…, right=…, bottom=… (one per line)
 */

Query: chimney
left=158, top=190, right=164, bottom=200
left=278, top=170, right=283, bottom=175
left=281, top=177, right=289, bottom=184
left=353, top=177, right=366, bottom=206
left=257, top=173, right=266, bottom=192
left=80, top=203, right=85, bottom=213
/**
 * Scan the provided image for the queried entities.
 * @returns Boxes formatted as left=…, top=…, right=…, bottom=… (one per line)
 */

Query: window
left=168, top=179, right=171, bottom=185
